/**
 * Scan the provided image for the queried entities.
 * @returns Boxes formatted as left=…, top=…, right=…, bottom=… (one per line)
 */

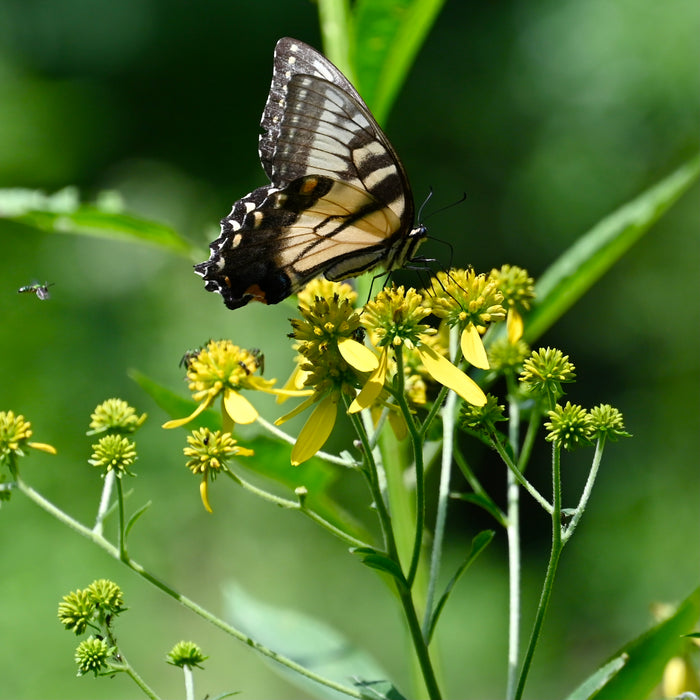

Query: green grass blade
left=526, top=156, right=700, bottom=342
left=590, top=586, right=700, bottom=700
left=353, top=0, right=447, bottom=122
left=0, top=186, right=194, bottom=256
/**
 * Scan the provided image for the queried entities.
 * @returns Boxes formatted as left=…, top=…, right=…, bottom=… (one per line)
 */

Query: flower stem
left=224, top=469, right=370, bottom=549
left=513, top=444, right=563, bottom=700
left=16, top=477, right=363, bottom=699
left=93, top=469, right=115, bottom=536
left=397, top=585, right=443, bottom=700
left=562, top=435, right=605, bottom=544
left=393, top=349, right=425, bottom=588
left=423, top=327, right=459, bottom=636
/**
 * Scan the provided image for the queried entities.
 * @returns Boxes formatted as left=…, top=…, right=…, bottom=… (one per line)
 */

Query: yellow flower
left=183, top=428, right=253, bottom=512
left=278, top=287, right=367, bottom=464
left=355, top=285, right=487, bottom=410
left=163, top=340, right=297, bottom=431
left=490, top=265, right=535, bottom=343
left=427, top=269, right=506, bottom=369
left=0, top=410, right=57, bottom=467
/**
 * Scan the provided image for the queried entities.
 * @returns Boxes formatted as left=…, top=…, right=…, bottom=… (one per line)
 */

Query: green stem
left=224, top=469, right=370, bottom=550
left=116, top=476, right=127, bottom=559
left=393, top=349, right=425, bottom=588
left=17, top=477, right=363, bottom=700
left=513, top=444, right=563, bottom=700
left=346, top=407, right=400, bottom=561
left=491, top=438, right=552, bottom=513
left=114, top=657, right=160, bottom=700
left=422, top=327, right=459, bottom=636
left=505, top=393, right=522, bottom=700
left=397, top=585, right=443, bottom=700
left=562, top=435, right=605, bottom=544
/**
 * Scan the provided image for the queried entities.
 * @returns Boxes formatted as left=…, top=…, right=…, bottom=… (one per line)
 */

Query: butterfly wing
left=195, top=37, right=424, bottom=310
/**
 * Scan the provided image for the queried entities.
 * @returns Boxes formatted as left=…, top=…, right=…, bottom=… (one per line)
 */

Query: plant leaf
left=224, top=583, right=402, bottom=700
left=124, top=501, right=152, bottom=541
left=351, top=547, right=407, bottom=587
left=564, top=653, right=628, bottom=700
left=526, top=156, right=700, bottom=341
left=589, top=586, right=700, bottom=700
left=0, top=186, right=194, bottom=255
left=353, top=0, right=447, bottom=123
left=425, top=530, right=495, bottom=642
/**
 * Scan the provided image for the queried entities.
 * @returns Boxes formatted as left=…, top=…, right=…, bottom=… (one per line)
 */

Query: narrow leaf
left=564, top=653, right=628, bottom=700
left=353, top=0, right=447, bottom=122
left=351, top=547, right=407, bottom=587
left=0, top=186, right=194, bottom=255
left=124, top=501, right=152, bottom=540
left=426, top=530, right=495, bottom=642
left=452, top=491, right=507, bottom=527
left=356, top=679, right=408, bottom=700
left=591, top=586, right=700, bottom=700
left=526, top=157, right=700, bottom=341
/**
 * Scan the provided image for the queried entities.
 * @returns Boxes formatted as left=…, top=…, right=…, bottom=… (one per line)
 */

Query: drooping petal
left=223, top=389, right=258, bottom=425
left=461, top=323, right=490, bottom=369
left=417, top=344, right=487, bottom=406
left=275, top=394, right=318, bottom=425
left=276, top=363, right=313, bottom=404
left=162, top=394, right=214, bottom=429
left=348, top=347, right=389, bottom=413
left=507, top=308, right=524, bottom=343
left=27, top=441, right=57, bottom=454
left=291, top=394, right=338, bottom=466
left=199, top=475, right=213, bottom=513
left=338, top=337, right=380, bottom=372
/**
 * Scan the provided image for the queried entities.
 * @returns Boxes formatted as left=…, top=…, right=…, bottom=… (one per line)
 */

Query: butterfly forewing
left=196, top=37, right=425, bottom=310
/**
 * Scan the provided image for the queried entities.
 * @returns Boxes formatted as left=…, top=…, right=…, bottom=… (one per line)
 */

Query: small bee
left=18, top=282, right=54, bottom=301
left=179, top=348, right=202, bottom=370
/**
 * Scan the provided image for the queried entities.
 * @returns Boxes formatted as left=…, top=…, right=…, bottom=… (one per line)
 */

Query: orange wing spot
left=223, top=275, right=232, bottom=287
left=245, top=284, right=269, bottom=303
left=299, top=176, right=319, bottom=194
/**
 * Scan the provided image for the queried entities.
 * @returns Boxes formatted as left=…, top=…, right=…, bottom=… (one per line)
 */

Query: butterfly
left=194, top=37, right=426, bottom=310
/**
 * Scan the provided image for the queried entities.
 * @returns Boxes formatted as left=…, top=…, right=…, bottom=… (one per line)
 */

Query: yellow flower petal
left=162, top=396, right=213, bottom=429
left=461, top=324, right=490, bottom=370
left=417, top=344, right=487, bottom=406
left=275, top=394, right=318, bottom=425
left=507, top=308, right=524, bottom=343
left=223, top=389, right=258, bottom=425
left=277, top=364, right=313, bottom=404
left=27, top=441, right=57, bottom=455
left=200, top=476, right=213, bottom=513
left=291, top=394, right=337, bottom=466
left=338, top=337, right=379, bottom=372
left=348, top=347, right=389, bottom=413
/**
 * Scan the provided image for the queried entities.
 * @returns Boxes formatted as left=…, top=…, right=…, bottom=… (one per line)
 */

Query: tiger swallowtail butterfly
left=195, top=37, right=426, bottom=310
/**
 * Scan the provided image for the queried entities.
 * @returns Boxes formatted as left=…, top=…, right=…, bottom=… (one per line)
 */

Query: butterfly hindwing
left=195, top=37, right=425, bottom=310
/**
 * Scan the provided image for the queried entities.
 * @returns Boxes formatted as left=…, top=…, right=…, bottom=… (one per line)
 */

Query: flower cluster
left=183, top=427, right=253, bottom=512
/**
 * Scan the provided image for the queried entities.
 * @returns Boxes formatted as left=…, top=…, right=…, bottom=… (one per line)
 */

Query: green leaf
left=352, top=0, right=447, bottom=123
left=425, top=530, right=495, bottom=642
left=589, top=586, right=700, bottom=700
left=356, top=679, right=408, bottom=700
left=526, top=156, right=700, bottom=342
left=131, top=369, right=372, bottom=542
left=224, top=583, right=402, bottom=700
left=564, top=653, right=628, bottom=700
left=351, top=547, right=408, bottom=587
left=0, top=186, right=194, bottom=256
left=124, top=501, right=152, bottom=541
left=451, top=491, right=507, bottom=527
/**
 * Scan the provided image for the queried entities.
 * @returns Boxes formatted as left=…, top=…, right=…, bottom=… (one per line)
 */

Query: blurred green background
left=1, top=0, right=698, bottom=698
